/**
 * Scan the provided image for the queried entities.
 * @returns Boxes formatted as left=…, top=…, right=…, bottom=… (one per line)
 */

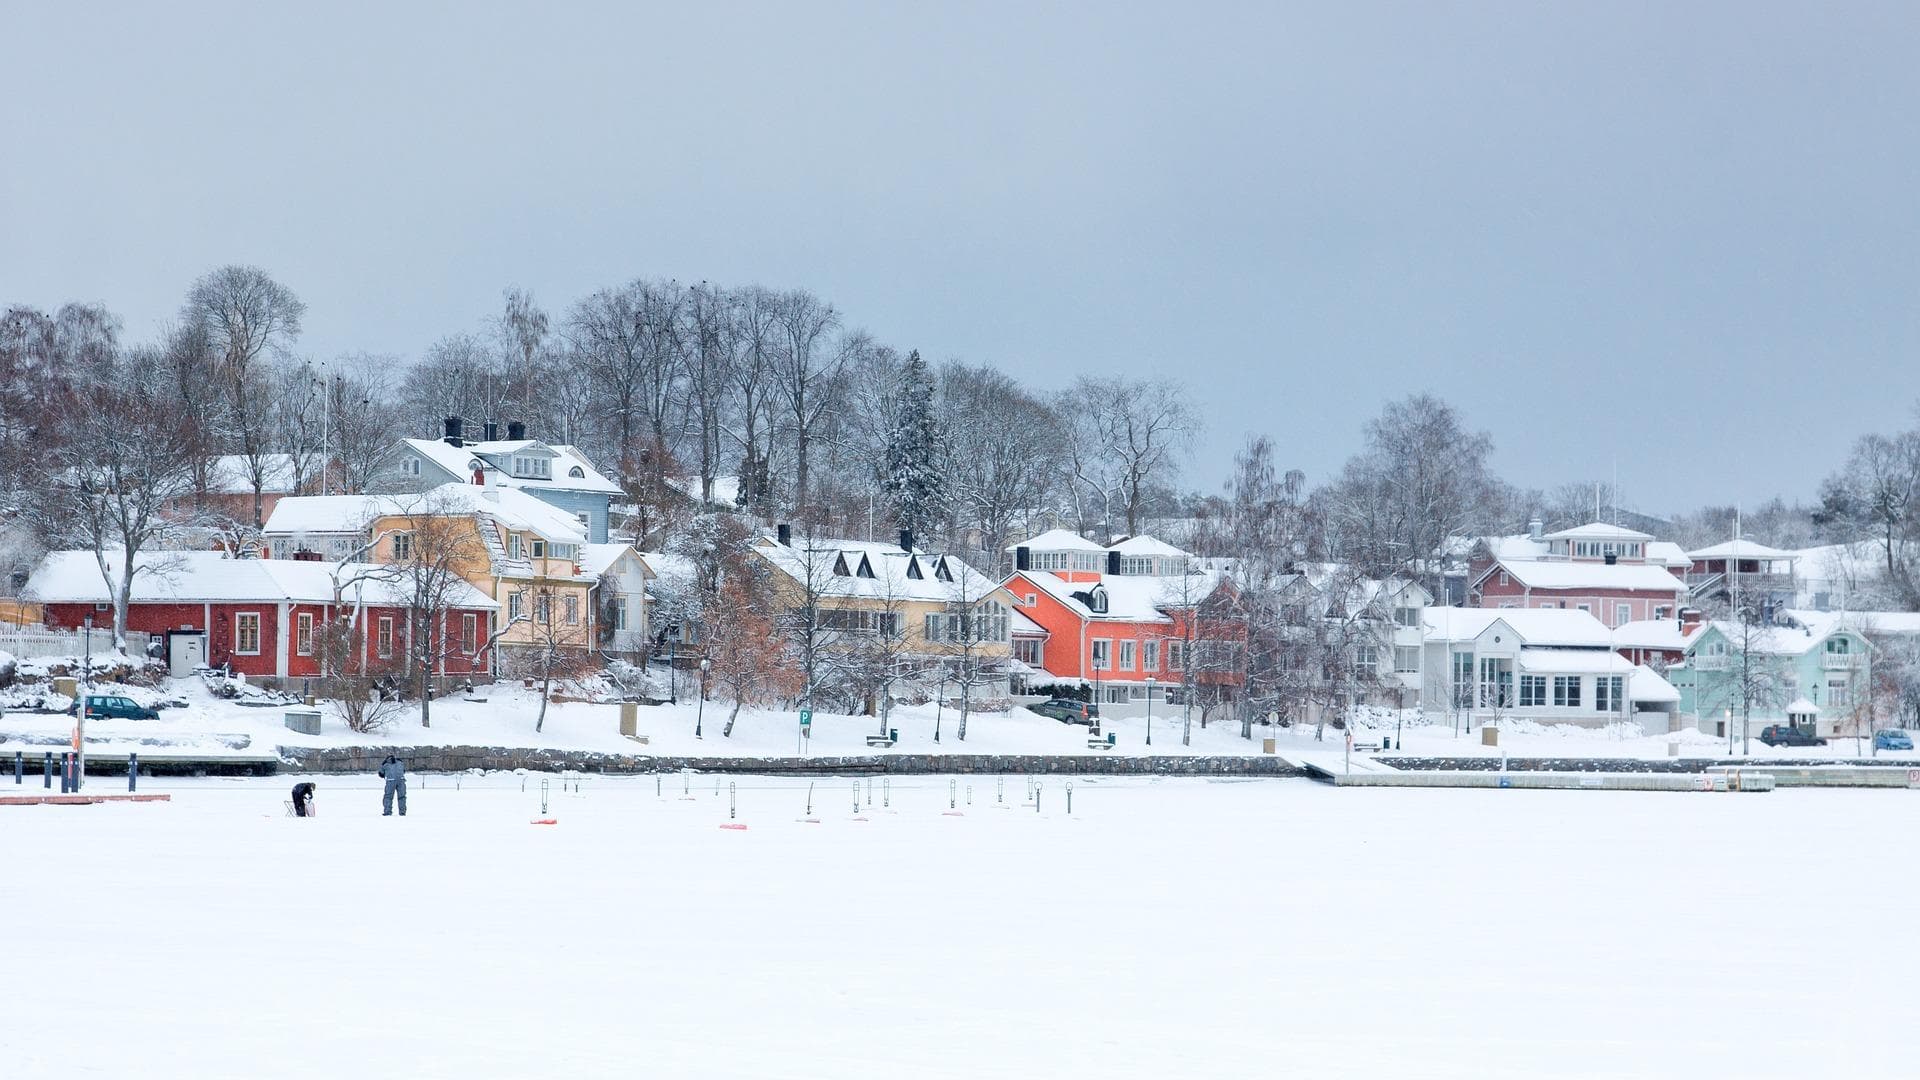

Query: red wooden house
left=27, top=551, right=498, bottom=683
left=1469, top=523, right=1690, bottom=629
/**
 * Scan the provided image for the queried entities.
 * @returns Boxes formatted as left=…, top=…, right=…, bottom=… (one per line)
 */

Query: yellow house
left=264, top=483, right=598, bottom=657
left=749, top=533, right=1017, bottom=697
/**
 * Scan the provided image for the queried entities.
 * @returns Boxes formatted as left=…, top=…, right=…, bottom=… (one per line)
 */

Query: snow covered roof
left=664, top=475, right=742, bottom=507
left=636, top=550, right=697, bottom=584
left=754, top=537, right=1005, bottom=604
left=1611, top=618, right=1700, bottom=652
left=205, top=454, right=300, bottom=495
left=1006, top=529, right=1105, bottom=554
left=1423, top=606, right=1616, bottom=648
left=580, top=543, right=649, bottom=579
left=1822, top=611, right=1920, bottom=637
left=1686, top=539, right=1799, bottom=561
left=395, top=438, right=620, bottom=495
left=1489, top=559, right=1689, bottom=594
left=1010, top=609, right=1048, bottom=637
left=1541, top=522, right=1654, bottom=542
left=1785, top=697, right=1819, bottom=714
left=1106, top=535, right=1191, bottom=558
left=1697, top=614, right=1866, bottom=656
left=1517, top=649, right=1637, bottom=675
left=1645, top=542, right=1693, bottom=568
left=1016, top=569, right=1183, bottom=623
left=264, top=484, right=587, bottom=546
left=1631, top=665, right=1681, bottom=703
left=23, top=551, right=497, bottom=609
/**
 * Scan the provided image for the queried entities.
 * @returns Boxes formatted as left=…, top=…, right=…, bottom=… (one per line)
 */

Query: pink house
left=1469, top=523, right=1690, bottom=629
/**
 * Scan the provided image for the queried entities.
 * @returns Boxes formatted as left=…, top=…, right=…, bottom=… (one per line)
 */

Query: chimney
left=776, top=523, right=792, bottom=547
left=1106, top=550, right=1122, bottom=576
left=483, top=418, right=498, bottom=441
left=1015, top=546, right=1030, bottom=571
left=443, top=416, right=464, bottom=446
left=899, top=528, right=914, bottom=553
left=1679, top=607, right=1702, bottom=631
left=1528, top=517, right=1543, bottom=541
left=506, top=421, right=526, bottom=441
left=1605, top=553, right=1618, bottom=565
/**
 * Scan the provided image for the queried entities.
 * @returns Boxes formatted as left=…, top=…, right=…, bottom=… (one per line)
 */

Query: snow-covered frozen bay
left=2, top=774, right=1910, bottom=1078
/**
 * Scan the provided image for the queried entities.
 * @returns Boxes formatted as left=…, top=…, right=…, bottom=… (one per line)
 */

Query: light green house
left=1667, top=612, right=1872, bottom=739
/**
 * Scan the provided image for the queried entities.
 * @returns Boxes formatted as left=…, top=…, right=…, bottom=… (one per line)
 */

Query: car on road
left=1874, top=729, right=1914, bottom=751
left=1758, top=724, right=1827, bottom=748
left=67, top=694, right=161, bottom=721
left=1028, top=698, right=1097, bottom=725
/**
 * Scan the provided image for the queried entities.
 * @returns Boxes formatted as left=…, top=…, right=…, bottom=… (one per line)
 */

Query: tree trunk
left=724, top=700, right=741, bottom=738
left=535, top=665, right=552, bottom=732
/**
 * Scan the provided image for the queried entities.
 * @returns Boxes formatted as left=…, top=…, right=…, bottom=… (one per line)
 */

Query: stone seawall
left=277, top=745, right=1307, bottom=778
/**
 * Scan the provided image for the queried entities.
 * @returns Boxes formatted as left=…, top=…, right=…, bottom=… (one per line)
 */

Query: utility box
left=284, top=708, right=322, bottom=736
left=619, top=701, right=639, bottom=737
left=1262, top=737, right=1277, bottom=755
left=1481, top=726, right=1499, bottom=747
left=53, top=677, right=79, bottom=699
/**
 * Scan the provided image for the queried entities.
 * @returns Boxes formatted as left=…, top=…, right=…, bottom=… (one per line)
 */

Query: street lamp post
left=1146, top=676, right=1155, bottom=746
left=669, top=638, right=678, bottom=704
left=695, top=658, right=711, bottom=739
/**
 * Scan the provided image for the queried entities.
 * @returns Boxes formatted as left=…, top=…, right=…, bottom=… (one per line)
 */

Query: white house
left=1422, top=607, right=1681, bottom=733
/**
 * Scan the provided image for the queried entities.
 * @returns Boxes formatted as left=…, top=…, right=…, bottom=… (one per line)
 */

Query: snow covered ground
left=5, top=673, right=1916, bottom=764
left=2, top=775, right=1912, bottom=1078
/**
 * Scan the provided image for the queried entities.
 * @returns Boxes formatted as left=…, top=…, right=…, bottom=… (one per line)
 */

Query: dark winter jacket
left=378, top=758, right=406, bottom=783
left=290, top=782, right=316, bottom=816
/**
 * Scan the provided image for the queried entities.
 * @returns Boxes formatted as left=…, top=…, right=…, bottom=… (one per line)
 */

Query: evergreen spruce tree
left=883, top=350, right=946, bottom=542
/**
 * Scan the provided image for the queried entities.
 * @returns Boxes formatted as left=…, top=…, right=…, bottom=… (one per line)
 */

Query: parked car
left=67, top=694, right=160, bottom=721
left=1028, top=698, right=1096, bottom=725
left=1874, top=729, right=1914, bottom=751
left=1758, top=725, right=1827, bottom=748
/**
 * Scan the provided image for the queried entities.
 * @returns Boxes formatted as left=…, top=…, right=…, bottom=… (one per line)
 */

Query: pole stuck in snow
left=540, top=778, right=550, bottom=815
left=1066, top=781, right=1072, bottom=814
left=949, top=779, right=956, bottom=809
left=806, top=782, right=814, bottom=815
left=852, top=782, right=859, bottom=812
left=883, top=778, right=890, bottom=809
left=729, top=782, right=736, bottom=820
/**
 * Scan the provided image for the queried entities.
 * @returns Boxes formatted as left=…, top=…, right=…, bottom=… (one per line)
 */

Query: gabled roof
left=1006, top=528, right=1105, bottom=554
left=1685, top=539, right=1799, bottom=561
left=1423, top=606, right=1616, bottom=648
left=1611, top=618, right=1701, bottom=652
left=1644, top=541, right=1693, bottom=569
left=393, top=438, right=621, bottom=495
left=1106, top=535, right=1191, bottom=558
left=265, top=483, right=587, bottom=546
left=1541, top=522, right=1654, bottom=542
left=24, top=551, right=497, bottom=609
left=580, top=542, right=651, bottom=579
left=1482, top=559, right=1689, bottom=594
left=1631, top=665, right=1682, bottom=703
left=1693, top=613, right=1869, bottom=657
left=754, top=537, right=1002, bottom=604
left=1015, top=569, right=1181, bottom=623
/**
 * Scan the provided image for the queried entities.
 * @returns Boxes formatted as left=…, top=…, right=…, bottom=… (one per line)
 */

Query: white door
left=169, top=633, right=206, bottom=677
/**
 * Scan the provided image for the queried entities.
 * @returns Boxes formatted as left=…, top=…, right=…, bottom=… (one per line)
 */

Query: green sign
left=799, top=709, right=812, bottom=726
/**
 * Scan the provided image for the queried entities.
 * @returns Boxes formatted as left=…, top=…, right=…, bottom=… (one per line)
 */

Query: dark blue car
left=1874, top=729, right=1914, bottom=751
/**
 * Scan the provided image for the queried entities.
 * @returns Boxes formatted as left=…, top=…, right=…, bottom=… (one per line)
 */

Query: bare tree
left=380, top=493, right=490, bottom=728
left=1060, top=376, right=1195, bottom=539
left=181, top=265, right=306, bottom=527
left=772, top=289, right=850, bottom=516
left=1327, top=394, right=1496, bottom=594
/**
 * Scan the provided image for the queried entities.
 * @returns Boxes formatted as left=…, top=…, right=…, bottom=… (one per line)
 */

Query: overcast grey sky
left=4, top=1, right=1916, bottom=514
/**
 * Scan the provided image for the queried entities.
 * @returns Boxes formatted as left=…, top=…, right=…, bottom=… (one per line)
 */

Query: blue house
left=1667, top=610, right=1873, bottom=741
left=369, top=419, right=621, bottom=543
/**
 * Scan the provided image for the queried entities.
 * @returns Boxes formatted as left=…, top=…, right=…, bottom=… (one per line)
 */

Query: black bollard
left=128, top=753, right=138, bottom=793
left=60, top=753, right=71, bottom=794
left=44, top=751, right=53, bottom=789
left=13, top=749, right=20, bottom=785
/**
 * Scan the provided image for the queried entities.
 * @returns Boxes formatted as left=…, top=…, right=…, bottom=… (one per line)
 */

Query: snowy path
left=2, top=774, right=1913, bottom=1078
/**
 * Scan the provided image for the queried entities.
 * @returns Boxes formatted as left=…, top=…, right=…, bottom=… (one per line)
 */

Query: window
left=1092, top=639, right=1112, bottom=671
left=1395, top=607, right=1421, bottom=629
left=832, top=553, right=851, bottom=577
left=1087, top=587, right=1108, bottom=614
left=1654, top=606, right=1671, bottom=620
left=1553, top=676, right=1581, bottom=708
left=512, top=455, right=552, bottom=479
left=613, top=595, right=628, bottom=631
left=1595, top=676, right=1624, bottom=712
left=1498, top=571, right=1509, bottom=587
left=1519, top=675, right=1547, bottom=707
left=295, top=613, right=314, bottom=656
left=1478, top=658, right=1511, bottom=708
left=1576, top=604, right=1591, bottom=615
left=535, top=594, right=552, bottom=624
left=1394, top=645, right=1420, bottom=674
left=1144, top=641, right=1160, bottom=672
left=1828, top=678, right=1853, bottom=709
left=508, top=534, right=522, bottom=560
left=876, top=613, right=900, bottom=639
left=462, top=613, right=479, bottom=654
left=1119, top=641, right=1136, bottom=671
left=564, top=595, right=580, bottom=626
left=1452, top=651, right=1475, bottom=707
left=508, top=592, right=523, bottom=620
left=1353, top=645, right=1377, bottom=677
left=1615, top=603, right=1631, bottom=627
left=1030, top=551, right=1068, bottom=571
left=568, top=466, right=585, bottom=479
left=1013, top=638, right=1043, bottom=666
left=530, top=540, right=546, bottom=559
left=1025, top=592, right=1037, bottom=607
left=402, top=456, right=421, bottom=475
left=1168, top=641, right=1184, bottom=671
left=391, top=532, right=413, bottom=561
left=376, top=616, right=394, bottom=658
left=1826, top=638, right=1850, bottom=655
left=972, top=602, right=1009, bottom=642
left=234, top=612, right=261, bottom=655
left=577, top=512, right=591, bottom=531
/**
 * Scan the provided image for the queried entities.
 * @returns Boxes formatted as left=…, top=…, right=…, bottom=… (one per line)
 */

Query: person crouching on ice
left=291, top=781, right=316, bottom=817
left=378, top=754, right=407, bottom=816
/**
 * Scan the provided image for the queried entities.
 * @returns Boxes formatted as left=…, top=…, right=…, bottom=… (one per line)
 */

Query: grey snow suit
left=378, top=757, right=407, bottom=816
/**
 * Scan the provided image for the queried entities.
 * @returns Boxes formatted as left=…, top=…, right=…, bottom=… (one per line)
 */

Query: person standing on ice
left=290, top=781, right=316, bottom=817
left=377, top=755, right=407, bottom=816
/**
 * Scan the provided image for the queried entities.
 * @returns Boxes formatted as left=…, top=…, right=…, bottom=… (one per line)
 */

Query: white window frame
left=376, top=615, right=395, bottom=659
left=402, top=456, right=421, bottom=475
left=391, top=532, right=413, bottom=561
left=1168, top=641, right=1184, bottom=671
left=1615, top=603, right=1631, bottom=627
left=1143, top=640, right=1159, bottom=672
left=1393, top=645, right=1420, bottom=674
left=508, top=533, right=522, bottom=560
left=1119, top=640, right=1136, bottom=671
left=563, top=594, right=580, bottom=626
left=508, top=592, right=523, bottom=621
left=234, top=612, right=262, bottom=656
left=1519, top=674, right=1547, bottom=708
left=1553, top=675, right=1581, bottom=708
left=295, top=612, right=314, bottom=657
left=1091, top=639, right=1112, bottom=671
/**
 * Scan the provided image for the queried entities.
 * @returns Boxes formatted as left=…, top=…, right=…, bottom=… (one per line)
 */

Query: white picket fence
left=0, top=626, right=154, bottom=660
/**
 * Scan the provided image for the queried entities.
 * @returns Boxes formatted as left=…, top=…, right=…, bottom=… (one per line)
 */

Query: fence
left=0, top=626, right=155, bottom=661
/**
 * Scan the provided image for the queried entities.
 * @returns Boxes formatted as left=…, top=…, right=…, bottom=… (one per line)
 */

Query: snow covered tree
left=181, top=265, right=306, bottom=527
left=704, top=570, right=802, bottom=737
left=884, top=349, right=945, bottom=542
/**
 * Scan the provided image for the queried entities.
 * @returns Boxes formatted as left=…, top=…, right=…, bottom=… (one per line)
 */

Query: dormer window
left=1088, top=586, right=1108, bottom=614
left=855, top=554, right=875, bottom=579
left=402, top=456, right=421, bottom=476
left=567, top=465, right=585, bottom=478
left=508, top=533, right=522, bottom=560
left=934, top=558, right=953, bottom=582
left=906, top=558, right=924, bottom=580
left=832, top=553, right=851, bottom=577
left=511, top=455, right=552, bottom=479
left=530, top=540, right=546, bottom=558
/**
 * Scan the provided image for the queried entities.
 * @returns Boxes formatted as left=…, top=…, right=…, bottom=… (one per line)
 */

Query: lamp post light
left=1146, top=676, right=1155, bottom=747
left=695, top=658, right=711, bottom=739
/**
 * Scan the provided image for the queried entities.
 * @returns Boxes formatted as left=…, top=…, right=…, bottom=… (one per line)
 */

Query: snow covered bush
left=323, top=678, right=406, bottom=734
left=605, top=659, right=666, bottom=701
